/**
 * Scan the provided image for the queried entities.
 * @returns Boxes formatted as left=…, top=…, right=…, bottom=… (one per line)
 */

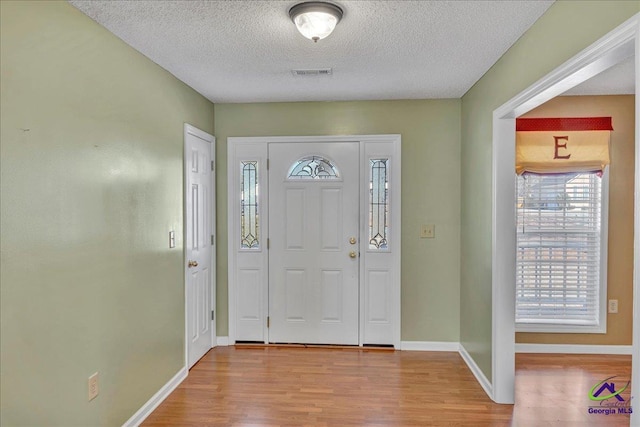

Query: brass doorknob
left=188, top=260, right=198, bottom=268
left=349, top=237, right=357, bottom=245
left=349, top=251, right=357, bottom=258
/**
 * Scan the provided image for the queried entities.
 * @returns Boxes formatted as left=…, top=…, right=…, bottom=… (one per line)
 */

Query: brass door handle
left=188, top=260, right=198, bottom=268
left=349, top=251, right=357, bottom=259
left=349, top=237, right=357, bottom=245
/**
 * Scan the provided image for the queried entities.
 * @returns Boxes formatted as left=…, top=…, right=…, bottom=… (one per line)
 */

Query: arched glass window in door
left=287, top=155, right=340, bottom=179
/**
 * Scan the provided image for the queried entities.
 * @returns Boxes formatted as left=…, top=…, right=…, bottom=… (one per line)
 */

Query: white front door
left=268, top=142, right=359, bottom=344
left=185, top=125, right=215, bottom=368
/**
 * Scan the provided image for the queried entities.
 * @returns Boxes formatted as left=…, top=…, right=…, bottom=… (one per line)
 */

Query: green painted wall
left=214, top=100, right=461, bottom=341
left=460, top=1, right=639, bottom=380
left=0, top=2, right=214, bottom=425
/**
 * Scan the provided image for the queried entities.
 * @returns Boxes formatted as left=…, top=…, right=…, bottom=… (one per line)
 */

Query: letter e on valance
left=515, top=117, right=612, bottom=175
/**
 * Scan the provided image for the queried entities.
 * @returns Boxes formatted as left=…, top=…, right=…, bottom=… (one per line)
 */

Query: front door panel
left=269, top=142, right=359, bottom=344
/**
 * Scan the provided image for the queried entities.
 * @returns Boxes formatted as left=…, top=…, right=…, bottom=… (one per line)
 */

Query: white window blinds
left=515, top=172, right=605, bottom=327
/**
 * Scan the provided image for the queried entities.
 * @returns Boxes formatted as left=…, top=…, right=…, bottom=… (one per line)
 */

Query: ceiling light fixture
left=289, top=2, right=343, bottom=43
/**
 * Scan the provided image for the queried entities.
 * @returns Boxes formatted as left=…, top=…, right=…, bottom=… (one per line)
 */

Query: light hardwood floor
left=143, top=347, right=631, bottom=426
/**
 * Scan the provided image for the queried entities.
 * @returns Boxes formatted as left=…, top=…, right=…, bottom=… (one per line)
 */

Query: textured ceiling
left=69, top=0, right=554, bottom=103
left=563, top=55, right=635, bottom=96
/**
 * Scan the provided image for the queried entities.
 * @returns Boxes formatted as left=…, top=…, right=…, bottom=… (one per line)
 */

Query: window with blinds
left=515, top=171, right=607, bottom=331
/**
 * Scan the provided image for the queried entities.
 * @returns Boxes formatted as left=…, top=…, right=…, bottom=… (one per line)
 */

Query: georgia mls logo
left=590, top=376, right=629, bottom=402
left=587, top=376, right=633, bottom=416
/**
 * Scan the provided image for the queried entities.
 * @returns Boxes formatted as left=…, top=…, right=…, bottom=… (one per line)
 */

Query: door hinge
left=211, top=234, right=215, bottom=246
left=211, top=310, right=215, bottom=320
left=267, top=316, right=270, bottom=328
left=267, top=238, right=270, bottom=249
left=266, top=158, right=269, bottom=170
left=211, top=160, right=215, bottom=171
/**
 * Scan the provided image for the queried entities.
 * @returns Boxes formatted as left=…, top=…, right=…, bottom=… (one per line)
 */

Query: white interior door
left=185, top=125, right=215, bottom=368
left=268, top=142, right=359, bottom=344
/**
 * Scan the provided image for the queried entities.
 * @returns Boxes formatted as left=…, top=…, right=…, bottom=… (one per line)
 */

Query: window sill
left=516, top=323, right=606, bottom=334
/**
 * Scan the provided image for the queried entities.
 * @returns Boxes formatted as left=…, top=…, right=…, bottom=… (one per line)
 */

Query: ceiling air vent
left=291, top=68, right=333, bottom=76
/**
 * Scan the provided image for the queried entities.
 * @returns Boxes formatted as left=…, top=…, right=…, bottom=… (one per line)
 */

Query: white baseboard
left=122, top=366, right=187, bottom=427
left=216, top=336, right=229, bottom=346
left=400, top=341, right=460, bottom=351
left=459, top=344, right=493, bottom=400
left=515, top=343, right=632, bottom=355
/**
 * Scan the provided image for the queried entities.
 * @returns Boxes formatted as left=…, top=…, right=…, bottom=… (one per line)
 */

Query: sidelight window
left=241, top=161, right=259, bottom=249
left=369, top=159, right=389, bottom=250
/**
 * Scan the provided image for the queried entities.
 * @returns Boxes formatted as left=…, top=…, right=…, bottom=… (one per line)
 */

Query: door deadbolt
left=349, top=237, right=357, bottom=245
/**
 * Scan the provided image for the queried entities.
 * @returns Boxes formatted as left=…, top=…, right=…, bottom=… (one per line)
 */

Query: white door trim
left=184, top=123, right=216, bottom=368
left=227, top=135, right=401, bottom=348
left=491, top=13, right=639, bottom=407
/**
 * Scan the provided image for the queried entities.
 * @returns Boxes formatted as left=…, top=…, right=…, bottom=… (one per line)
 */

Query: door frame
left=227, top=135, right=401, bottom=348
left=491, top=13, right=639, bottom=409
left=184, top=123, right=216, bottom=367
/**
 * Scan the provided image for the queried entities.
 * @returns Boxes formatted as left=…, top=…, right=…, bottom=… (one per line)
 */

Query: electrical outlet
left=608, top=299, right=618, bottom=314
left=88, top=372, right=99, bottom=401
left=420, top=224, right=435, bottom=239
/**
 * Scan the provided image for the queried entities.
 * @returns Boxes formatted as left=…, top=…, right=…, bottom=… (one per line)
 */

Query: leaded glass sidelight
left=288, top=156, right=340, bottom=179
left=369, top=159, right=389, bottom=250
left=241, top=161, right=259, bottom=249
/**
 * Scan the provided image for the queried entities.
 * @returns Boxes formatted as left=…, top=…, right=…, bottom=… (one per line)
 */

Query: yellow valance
left=515, top=117, right=612, bottom=175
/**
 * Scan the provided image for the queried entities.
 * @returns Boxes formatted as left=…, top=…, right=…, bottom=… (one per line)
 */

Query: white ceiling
left=563, top=55, right=635, bottom=96
left=69, top=0, right=554, bottom=103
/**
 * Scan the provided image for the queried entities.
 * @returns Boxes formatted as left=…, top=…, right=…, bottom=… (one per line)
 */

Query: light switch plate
left=169, top=231, right=175, bottom=248
left=88, top=372, right=99, bottom=401
left=608, top=299, right=618, bottom=314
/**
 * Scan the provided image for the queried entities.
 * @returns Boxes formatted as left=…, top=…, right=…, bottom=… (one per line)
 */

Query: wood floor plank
left=143, top=347, right=632, bottom=426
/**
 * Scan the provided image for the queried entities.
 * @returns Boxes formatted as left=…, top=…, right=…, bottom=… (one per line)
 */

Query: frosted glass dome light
left=289, top=2, right=343, bottom=43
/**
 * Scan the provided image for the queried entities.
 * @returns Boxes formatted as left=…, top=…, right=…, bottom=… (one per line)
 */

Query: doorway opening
left=491, top=13, right=639, bottom=420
